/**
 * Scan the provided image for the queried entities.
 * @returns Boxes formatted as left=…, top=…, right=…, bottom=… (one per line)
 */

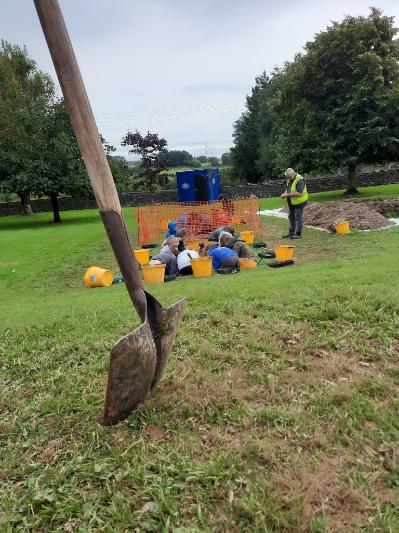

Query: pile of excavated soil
left=303, top=201, right=395, bottom=231
left=352, top=198, right=399, bottom=217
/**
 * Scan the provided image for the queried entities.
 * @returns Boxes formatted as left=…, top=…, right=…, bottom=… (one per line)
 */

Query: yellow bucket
left=240, top=231, right=255, bottom=245
left=274, top=245, right=295, bottom=262
left=239, top=258, right=257, bottom=269
left=134, top=248, right=150, bottom=265
left=142, top=264, right=165, bottom=284
left=84, top=266, right=113, bottom=288
left=186, top=239, right=201, bottom=250
left=160, top=220, right=169, bottom=230
left=334, top=221, right=350, bottom=234
left=191, top=257, right=212, bottom=278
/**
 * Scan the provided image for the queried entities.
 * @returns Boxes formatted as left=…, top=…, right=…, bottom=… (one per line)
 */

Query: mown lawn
left=1, top=189, right=399, bottom=531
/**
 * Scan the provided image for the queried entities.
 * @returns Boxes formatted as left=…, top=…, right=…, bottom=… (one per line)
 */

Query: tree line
left=231, top=8, right=399, bottom=191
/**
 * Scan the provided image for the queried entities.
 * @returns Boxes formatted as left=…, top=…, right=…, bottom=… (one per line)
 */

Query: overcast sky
left=2, top=1, right=399, bottom=158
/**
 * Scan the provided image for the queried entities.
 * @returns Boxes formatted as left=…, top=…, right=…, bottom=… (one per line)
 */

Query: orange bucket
left=134, top=248, right=150, bottom=266
left=240, top=231, right=255, bottom=245
left=239, top=258, right=257, bottom=269
left=142, top=264, right=165, bottom=284
left=334, top=221, right=350, bottom=234
left=274, top=245, right=295, bottom=262
left=191, top=257, right=212, bottom=278
left=84, top=266, right=113, bottom=288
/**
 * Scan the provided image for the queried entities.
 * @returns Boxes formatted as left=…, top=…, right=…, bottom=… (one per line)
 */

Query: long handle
left=34, top=0, right=146, bottom=322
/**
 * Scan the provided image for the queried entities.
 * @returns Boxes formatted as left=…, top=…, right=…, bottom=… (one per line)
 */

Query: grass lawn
left=1, top=188, right=399, bottom=531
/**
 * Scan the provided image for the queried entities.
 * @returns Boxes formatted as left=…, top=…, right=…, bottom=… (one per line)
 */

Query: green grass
left=1, top=187, right=399, bottom=531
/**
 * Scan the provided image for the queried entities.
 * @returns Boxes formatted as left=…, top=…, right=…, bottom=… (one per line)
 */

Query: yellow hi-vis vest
left=289, top=173, right=308, bottom=205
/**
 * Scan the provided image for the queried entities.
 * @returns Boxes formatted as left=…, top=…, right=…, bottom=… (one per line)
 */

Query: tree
left=197, top=155, right=208, bottom=163
left=121, top=130, right=170, bottom=191
left=107, top=155, right=132, bottom=192
left=270, top=8, right=399, bottom=191
left=100, top=134, right=132, bottom=193
left=208, top=156, right=220, bottom=166
left=157, top=149, right=194, bottom=167
left=221, top=152, right=232, bottom=165
left=231, top=72, right=278, bottom=183
left=0, top=41, right=54, bottom=213
left=31, top=99, right=87, bottom=222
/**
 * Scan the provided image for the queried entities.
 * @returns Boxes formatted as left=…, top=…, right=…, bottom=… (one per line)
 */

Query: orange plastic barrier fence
left=136, top=197, right=262, bottom=245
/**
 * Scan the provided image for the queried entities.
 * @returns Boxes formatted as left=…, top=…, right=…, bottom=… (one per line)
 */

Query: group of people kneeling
left=151, top=224, right=254, bottom=276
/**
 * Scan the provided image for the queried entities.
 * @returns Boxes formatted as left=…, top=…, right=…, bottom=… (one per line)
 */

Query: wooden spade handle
left=33, top=0, right=120, bottom=213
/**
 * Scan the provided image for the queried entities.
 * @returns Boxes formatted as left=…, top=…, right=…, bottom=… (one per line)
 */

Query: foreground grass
left=1, top=199, right=399, bottom=531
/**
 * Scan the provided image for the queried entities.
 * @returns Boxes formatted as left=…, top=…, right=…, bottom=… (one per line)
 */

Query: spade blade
left=145, top=295, right=187, bottom=391
left=102, top=320, right=156, bottom=426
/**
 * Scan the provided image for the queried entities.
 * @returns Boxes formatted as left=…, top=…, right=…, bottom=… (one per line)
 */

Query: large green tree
left=31, top=100, right=87, bottom=222
left=270, top=8, right=399, bottom=190
left=0, top=41, right=54, bottom=213
left=0, top=41, right=131, bottom=222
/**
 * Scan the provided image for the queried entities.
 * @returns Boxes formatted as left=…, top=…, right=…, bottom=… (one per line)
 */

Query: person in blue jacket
left=165, top=222, right=186, bottom=251
left=206, top=235, right=240, bottom=271
left=165, top=221, right=178, bottom=238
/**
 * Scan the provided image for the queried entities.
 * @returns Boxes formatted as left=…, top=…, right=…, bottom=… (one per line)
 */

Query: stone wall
left=1, top=169, right=398, bottom=217
left=0, top=189, right=178, bottom=217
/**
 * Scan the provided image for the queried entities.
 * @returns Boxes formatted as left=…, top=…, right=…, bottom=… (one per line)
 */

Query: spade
left=34, top=0, right=186, bottom=425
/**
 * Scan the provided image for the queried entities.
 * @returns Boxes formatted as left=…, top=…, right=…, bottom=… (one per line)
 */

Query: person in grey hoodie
left=152, top=236, right=179, bottom=275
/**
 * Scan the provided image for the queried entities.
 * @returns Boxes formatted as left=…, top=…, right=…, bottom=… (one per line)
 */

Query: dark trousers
left=221, top=255, right=240, bottom=269
left=288, top=205, right=305, bottom=236
left=179, top=265, right=193, bottom=276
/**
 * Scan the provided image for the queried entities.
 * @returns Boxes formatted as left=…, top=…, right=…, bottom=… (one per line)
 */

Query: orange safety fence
left=136, top=197, right=262, bottom=245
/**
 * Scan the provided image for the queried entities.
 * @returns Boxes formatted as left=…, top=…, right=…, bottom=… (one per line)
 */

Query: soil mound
left=303, top=201, right=394, bottom=231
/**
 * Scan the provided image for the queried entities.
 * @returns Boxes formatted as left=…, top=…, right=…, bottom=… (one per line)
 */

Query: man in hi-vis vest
left=280, top=168, right=308, bottom=239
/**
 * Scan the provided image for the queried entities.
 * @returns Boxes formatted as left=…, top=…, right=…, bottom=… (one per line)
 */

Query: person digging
left=281, top=168, right=308, bottom=239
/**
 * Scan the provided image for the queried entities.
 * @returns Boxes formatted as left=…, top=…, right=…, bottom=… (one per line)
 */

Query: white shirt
left=177, top=249, right=199, bottom=270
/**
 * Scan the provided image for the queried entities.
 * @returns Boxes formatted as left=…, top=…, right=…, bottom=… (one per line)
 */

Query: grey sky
left=2, top=1, right=399, bottom=158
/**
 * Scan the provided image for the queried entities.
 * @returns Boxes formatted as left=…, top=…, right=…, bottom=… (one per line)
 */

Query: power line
left=96, top=98, right=244, bottom=121
left=96, top=100, right=245, bottom=126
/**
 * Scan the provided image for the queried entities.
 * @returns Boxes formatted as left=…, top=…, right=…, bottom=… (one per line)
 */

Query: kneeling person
left=221, top=233, right=254, bottom=259
left=207, top=241, right=240, bottom=272
left=208, top=224, right=235, bottom=242
left=152, top=236, right=179, bottom=275
left=177, top=248, right=199, bottom=276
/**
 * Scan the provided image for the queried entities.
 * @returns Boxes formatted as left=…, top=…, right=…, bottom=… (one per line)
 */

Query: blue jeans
left=288, top=205, right=305, bottom=236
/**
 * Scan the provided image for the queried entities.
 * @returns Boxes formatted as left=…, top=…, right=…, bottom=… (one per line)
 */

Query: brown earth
left=303, top=201, right=395, bottom=231
left=353, top=198, right=399, bottom=217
